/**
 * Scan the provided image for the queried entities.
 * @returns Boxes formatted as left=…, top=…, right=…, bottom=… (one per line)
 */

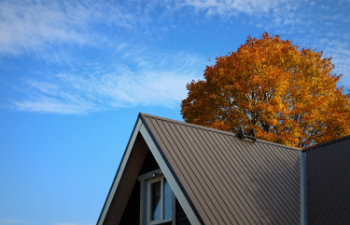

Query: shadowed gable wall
left=104, top=134, right=191, bottom=225
left=306, top=137, right=350, bottom=225
left=103, top=134, right=148, bottom=225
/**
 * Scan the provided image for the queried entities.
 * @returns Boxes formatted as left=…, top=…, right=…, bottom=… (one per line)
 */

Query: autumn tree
left=181, top=33, right=350, bottom=148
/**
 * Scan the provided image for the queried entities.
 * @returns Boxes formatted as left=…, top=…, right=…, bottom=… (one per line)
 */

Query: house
left=96, top=113, right=350, bottom=225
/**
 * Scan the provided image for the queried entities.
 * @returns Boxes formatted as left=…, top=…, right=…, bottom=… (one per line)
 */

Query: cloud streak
left=181, top=0, right=350, bottom=88
left=2, top=0, right=349, bottom=114
left=14, top=47, right=206, bottom=114
left=322, top=40, right=350, bottom=89
left=182, top=0, right=288, bottom=15
left=0, top=0, right=134, bottom=55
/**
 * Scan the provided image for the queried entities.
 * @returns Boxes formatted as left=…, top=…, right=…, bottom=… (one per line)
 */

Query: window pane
left=164, top=179, right=172, bottom=220
left=151, top=181, right=161, bottom=221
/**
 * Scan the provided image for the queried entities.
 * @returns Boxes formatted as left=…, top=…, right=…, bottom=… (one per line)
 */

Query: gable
left=97, top=117, right=201, bottom=225
left=102, top=133, right=148, bottom=225
left=118, top=150, right=191, bottom=225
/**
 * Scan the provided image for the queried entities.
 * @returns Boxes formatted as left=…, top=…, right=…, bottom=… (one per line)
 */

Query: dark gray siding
left=103, top=134, right=148, bottom=225
left=116, top=147, right=188, bottom=225
left=140, top=150, right=160, bottom=174
left=141, top=114, right=301, bottom=225
left=176, top=199, right=191, bottom=225
left=306, top=136, right=350, bottom=225
left=119, top=151, right=159, bottom=224
left=119, top=182, right=140, bottom=225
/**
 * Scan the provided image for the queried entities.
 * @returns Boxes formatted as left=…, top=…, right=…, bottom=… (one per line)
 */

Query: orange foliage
left=181, top=33, right=350, bottom=148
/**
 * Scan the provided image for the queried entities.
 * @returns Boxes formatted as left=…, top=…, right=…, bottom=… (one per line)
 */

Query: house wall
left=118, top=181, right=191, bottom=225
left=118, top=151, right=157, bottom=224
left=140, top=149, right=160, bottom=174
left=139, top=152, right=191, bottom=225
left=306, top=137, right=350, bottom=225
left=175, top=199, right=191, bottom=225
left=119, top=182, right=140, bottom=225
left=103, top=134, right=148, bottom=225
left=108, top=142, right=191, bottom=225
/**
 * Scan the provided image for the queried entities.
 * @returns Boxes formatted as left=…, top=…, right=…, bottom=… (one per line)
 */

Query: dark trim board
left=303, top=135, right=350, bottom=152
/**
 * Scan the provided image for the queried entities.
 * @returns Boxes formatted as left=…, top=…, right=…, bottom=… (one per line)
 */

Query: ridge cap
left=140, top=113, right=300, bottom=151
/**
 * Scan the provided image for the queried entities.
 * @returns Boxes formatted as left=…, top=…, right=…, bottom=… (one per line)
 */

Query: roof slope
left=140, top=113, right=301, bottom=225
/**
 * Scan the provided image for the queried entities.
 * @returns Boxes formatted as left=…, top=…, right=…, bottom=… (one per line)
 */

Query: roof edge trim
left=303, top=135, right=350, bottom=152
left=140, top=113, right=300, bottom=151
left=300, top=151, right=308, bottom=225
left=140, top=114, right=204, bottom=225
left=96, top=117, right=143, bottom=225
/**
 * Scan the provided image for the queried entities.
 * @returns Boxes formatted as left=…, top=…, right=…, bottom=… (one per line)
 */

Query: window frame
left=138, top=169, right=175, bottom=225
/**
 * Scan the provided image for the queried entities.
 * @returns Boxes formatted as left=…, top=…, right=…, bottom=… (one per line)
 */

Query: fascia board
left=97, top=118, right=143, bottom=225
left=300, top=151, right=308, bottom=225
left=139, top=125, right=202, bottom=225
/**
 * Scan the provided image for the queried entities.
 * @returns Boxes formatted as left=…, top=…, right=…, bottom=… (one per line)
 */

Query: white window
left=139, top=170, right=173, bottom=225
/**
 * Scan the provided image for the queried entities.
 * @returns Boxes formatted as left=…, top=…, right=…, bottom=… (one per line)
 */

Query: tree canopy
left=181, top=33, right=350, bottom=148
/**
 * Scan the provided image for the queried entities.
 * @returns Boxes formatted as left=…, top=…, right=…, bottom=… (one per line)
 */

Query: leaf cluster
left=181, top=33, right=350, bottom=147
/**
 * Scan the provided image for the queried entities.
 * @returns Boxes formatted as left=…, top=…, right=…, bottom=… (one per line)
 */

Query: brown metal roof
left=140, top=113, right=301, bottom=225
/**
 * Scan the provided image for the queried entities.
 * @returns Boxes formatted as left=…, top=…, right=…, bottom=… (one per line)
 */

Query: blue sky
left=0, top=0, right=349, bottom=225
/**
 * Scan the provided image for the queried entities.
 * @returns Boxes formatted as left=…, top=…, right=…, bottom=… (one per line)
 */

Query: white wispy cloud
left=0, top=0, right=134, bottom=55
left=180, top=0, right=306, bottom=33
left=14, top=46, right=206, bottom=114
left=321, top=40, right=350, bottom=89
left=3, top=0, right=350, bottom=114
left=15, top=98, right=94, bottom=114
left=181, top=0, right=289, bottom=16
left=1, top=1, right=207, bottom=115
left=181, top=0, right=350, bottom=88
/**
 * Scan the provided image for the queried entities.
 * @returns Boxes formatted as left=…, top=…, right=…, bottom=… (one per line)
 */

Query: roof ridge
left=303, top=135, right=350, bottom=152
left=140, top=113, right=300, bottom=151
